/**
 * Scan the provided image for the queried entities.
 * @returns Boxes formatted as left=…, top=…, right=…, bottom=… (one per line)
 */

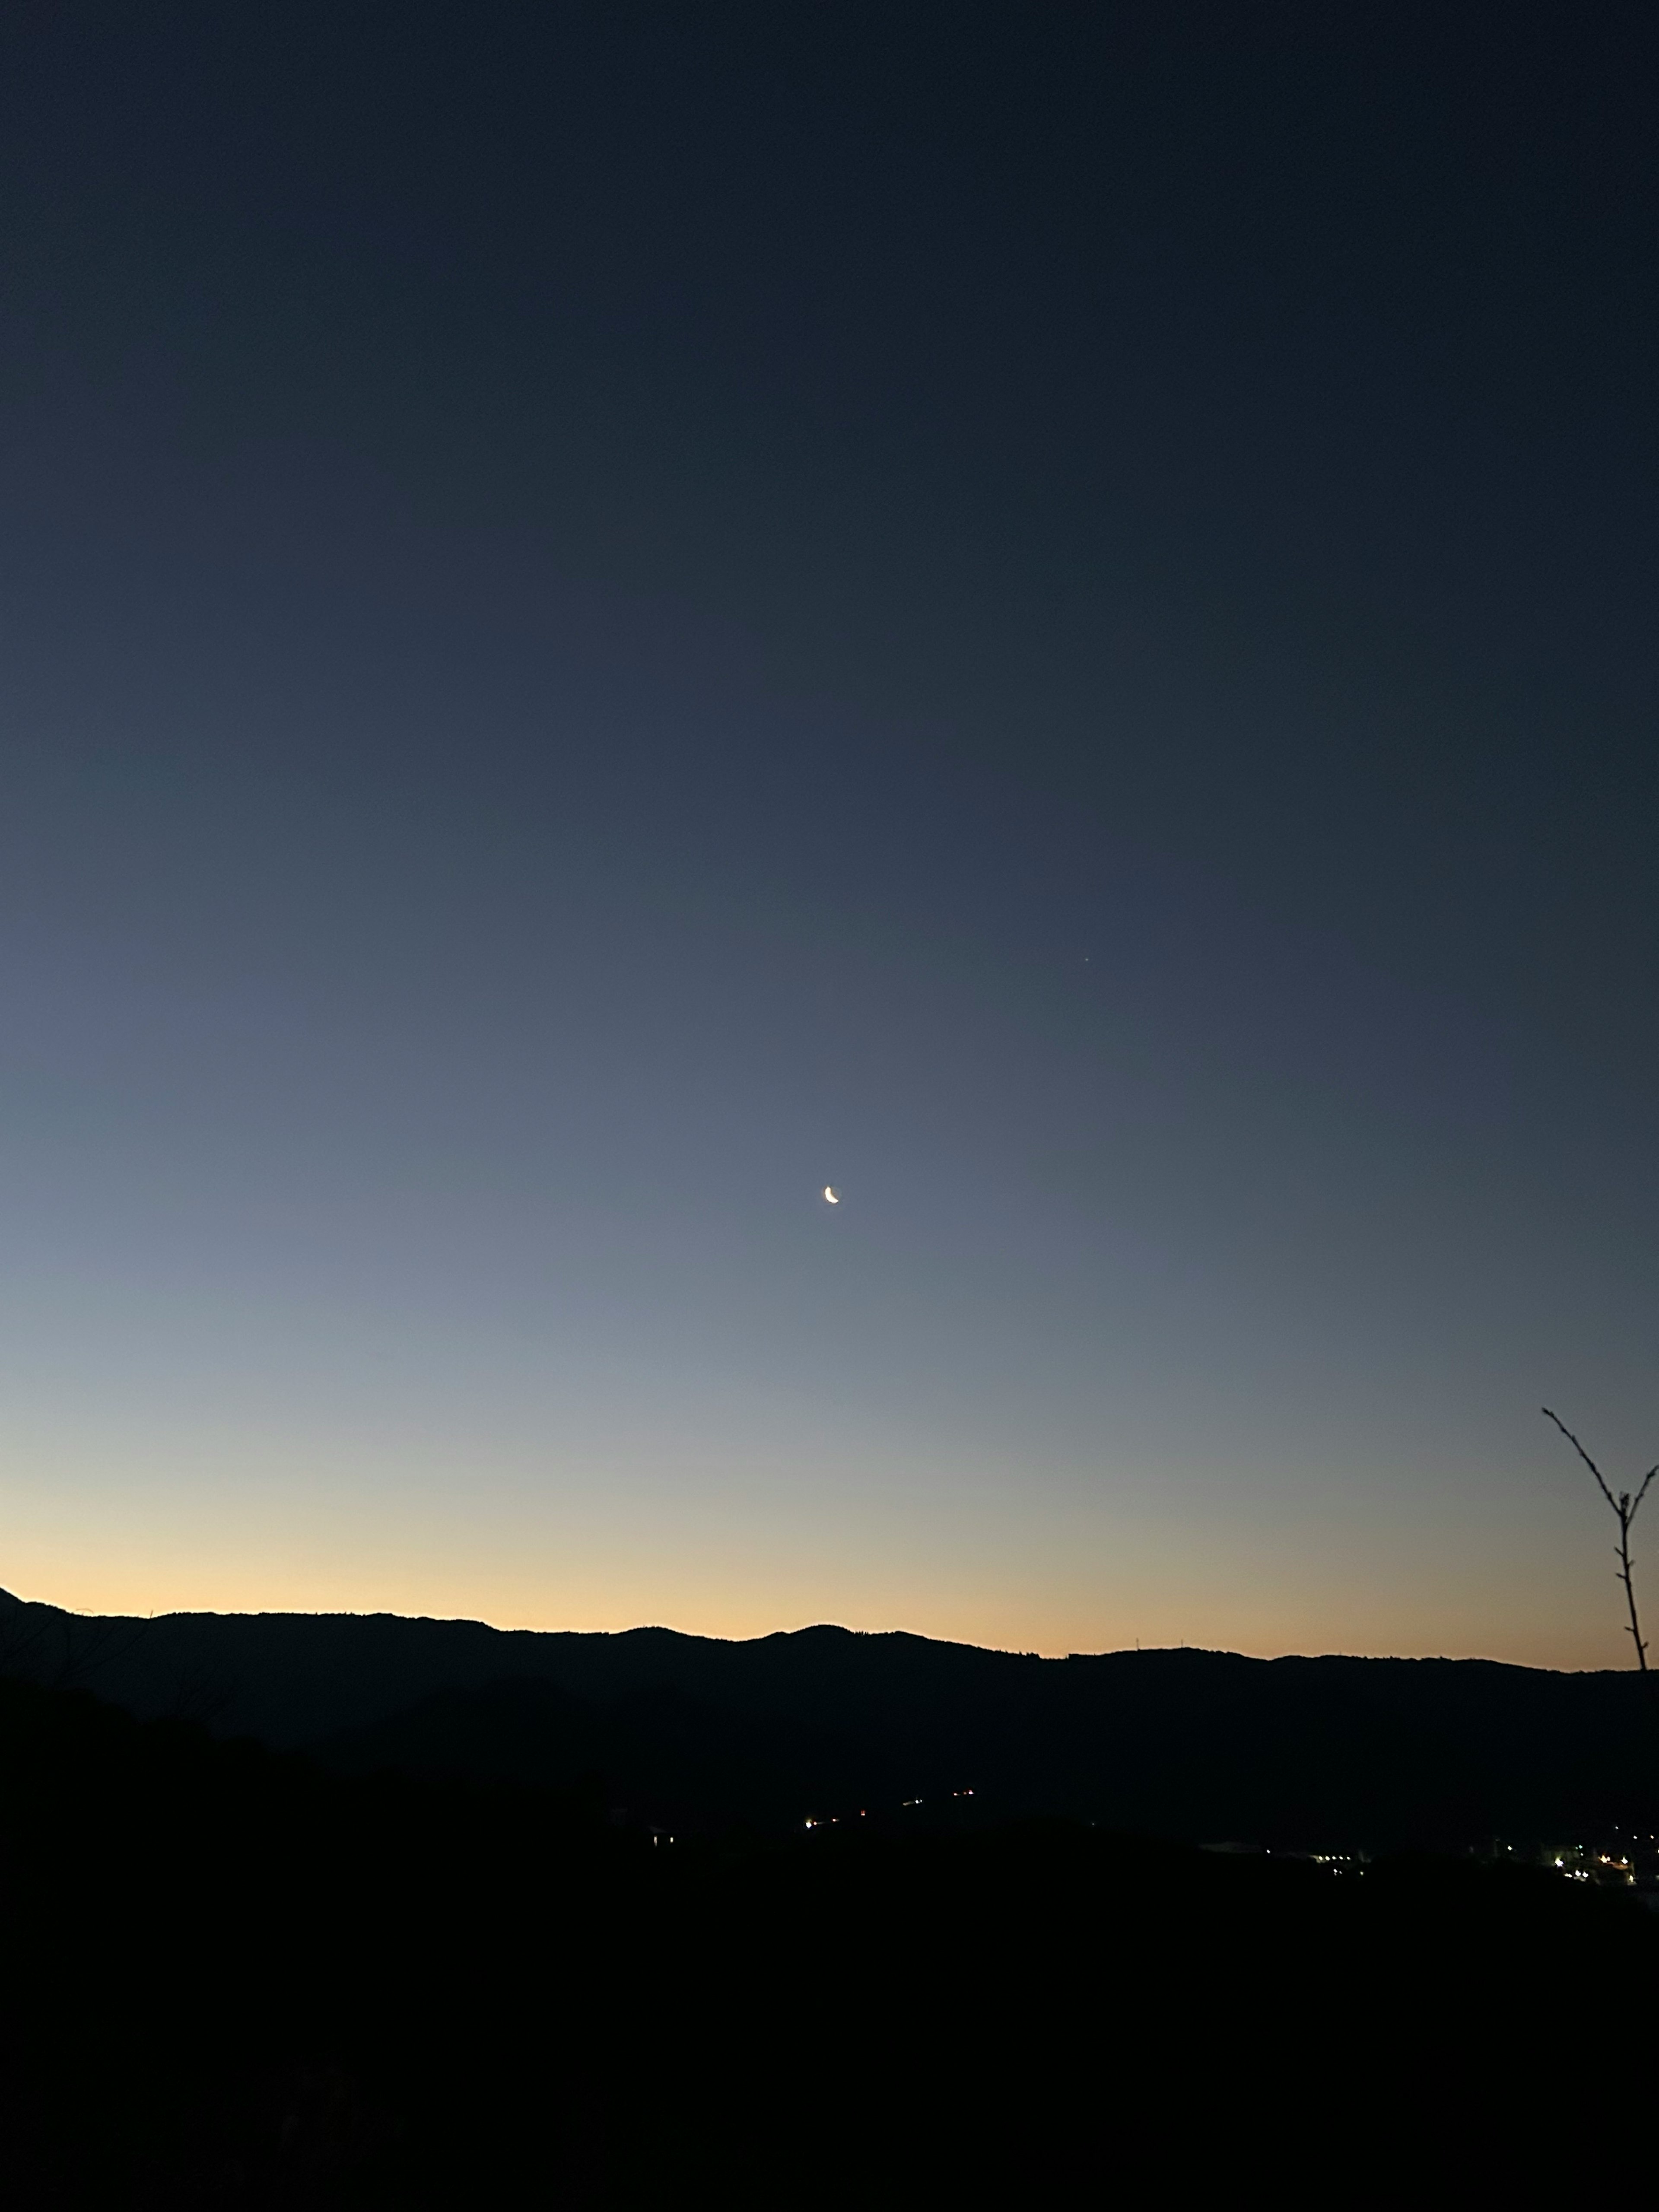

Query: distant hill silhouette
left=6, top=1589, right=1656, bottom=1850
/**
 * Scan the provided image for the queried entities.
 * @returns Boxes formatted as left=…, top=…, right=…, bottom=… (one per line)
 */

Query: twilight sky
left=1, top=2, right=1655, bottom=1663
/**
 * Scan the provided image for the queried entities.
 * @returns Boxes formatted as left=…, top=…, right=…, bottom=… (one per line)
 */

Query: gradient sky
left=1, top=3, right=1655, bottom=1664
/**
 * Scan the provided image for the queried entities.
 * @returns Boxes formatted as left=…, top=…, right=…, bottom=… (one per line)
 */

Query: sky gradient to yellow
left=2, top=7, right=1655, bottom=1677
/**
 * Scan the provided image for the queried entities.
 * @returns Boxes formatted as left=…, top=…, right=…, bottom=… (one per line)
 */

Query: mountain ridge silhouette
left=3, top=1588, right=1653, bottom=1849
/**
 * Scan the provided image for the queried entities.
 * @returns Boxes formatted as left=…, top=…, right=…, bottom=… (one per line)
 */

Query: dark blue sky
left=1, top=2, right=1655, bottom=1658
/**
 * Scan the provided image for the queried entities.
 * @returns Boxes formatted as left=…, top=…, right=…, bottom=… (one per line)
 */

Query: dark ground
left=2, top=1670, right=1655, bottom=2206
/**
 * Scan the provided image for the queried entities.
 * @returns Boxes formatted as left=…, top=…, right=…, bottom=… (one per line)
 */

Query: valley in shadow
left=3, top=1599, right=1659, bottom=2202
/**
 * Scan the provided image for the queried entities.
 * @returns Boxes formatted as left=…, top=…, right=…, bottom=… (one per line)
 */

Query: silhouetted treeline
left=2, top=1669, right=1657, bottom=2205
left=7, top=1589, right=1658, bottom=1849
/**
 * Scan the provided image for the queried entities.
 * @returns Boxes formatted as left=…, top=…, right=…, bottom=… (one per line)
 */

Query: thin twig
left=1542, top=1408, right=1619, bottom=1512
left=1544, top=1409, right=1654, bottom=1684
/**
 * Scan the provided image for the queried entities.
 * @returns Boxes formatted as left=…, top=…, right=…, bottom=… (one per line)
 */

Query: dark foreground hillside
left=6, top=1589, right=1659, bottom=1849
left=2, top=1672, right=1656, bottom=2206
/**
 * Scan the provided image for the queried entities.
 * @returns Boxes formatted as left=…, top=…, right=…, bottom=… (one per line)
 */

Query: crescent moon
left=823, top=1186, right=840, bottom=1204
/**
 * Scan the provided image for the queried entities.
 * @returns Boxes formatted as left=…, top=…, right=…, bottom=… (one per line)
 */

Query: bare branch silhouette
left=1543, top=1407, right=1659, bottom=1680
left=1541, top=1408, right=1619, bottom=1510
left=0, top=1593, right=154, bottom=1696
left=48, top=1608, right=154, bottom=1694
left=0, top=1594, right=54, bottom=1681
